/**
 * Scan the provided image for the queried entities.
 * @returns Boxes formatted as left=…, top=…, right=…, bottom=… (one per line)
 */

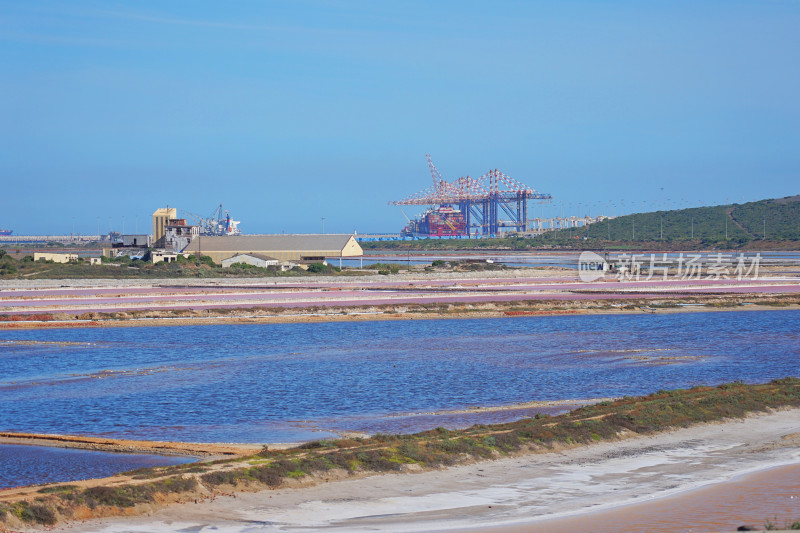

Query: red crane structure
left=391, top=155, right=552, bottom=236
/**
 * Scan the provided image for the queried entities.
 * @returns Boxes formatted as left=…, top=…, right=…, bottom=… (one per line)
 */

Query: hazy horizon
left=3, top=1, right=799, bottom=235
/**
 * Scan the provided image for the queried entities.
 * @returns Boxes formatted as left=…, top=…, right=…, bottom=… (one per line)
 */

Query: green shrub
left=298, top=440, right=337, bottom=450
left=250, top=459, right=294, bottom=486
left=493, top=432, right=520, bottom=450
left=37, top=485, right=78, bottom=494
left=355, top=451, right=397, bottom=471
left=15, top=502, right=57, bottom=525
left=323, top=451, right=355, bottom=471
left=306, top=263, right=327, bottom=273
left=201, top=470, right=241, bottom=486
left=82, top=485, right=154, bottom=508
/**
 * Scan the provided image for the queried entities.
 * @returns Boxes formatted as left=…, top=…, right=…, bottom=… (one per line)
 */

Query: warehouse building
left=181, top=234, right=363, bottom=265
left=221, top=253, right=280, bottom=269
left=120, top=234, right=153, bottom=247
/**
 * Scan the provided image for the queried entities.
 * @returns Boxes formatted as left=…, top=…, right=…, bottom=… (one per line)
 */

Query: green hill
left=364, top=195, right=800, bottom=251
left=583, top=195, right=800, bottom=244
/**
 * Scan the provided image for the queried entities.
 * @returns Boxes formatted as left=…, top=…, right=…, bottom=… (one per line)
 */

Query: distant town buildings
left=101, top=206, right=363, bottom=268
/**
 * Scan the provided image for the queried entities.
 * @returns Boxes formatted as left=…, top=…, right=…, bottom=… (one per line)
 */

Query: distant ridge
left=586, top=195, right=800, bottom=244
left=362, top=195, right=800, bottom=251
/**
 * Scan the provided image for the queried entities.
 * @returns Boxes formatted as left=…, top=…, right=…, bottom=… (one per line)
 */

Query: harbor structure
left=392, top=155, right=552, bottom=237
left=181, top=204, right=242, bottom=236
left=401, top=205, right=467, bottom=238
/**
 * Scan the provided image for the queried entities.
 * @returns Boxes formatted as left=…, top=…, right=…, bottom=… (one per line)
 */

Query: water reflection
left=0, top=310, right=798, bottom=443
left=0, top=445, right=192, bottom=489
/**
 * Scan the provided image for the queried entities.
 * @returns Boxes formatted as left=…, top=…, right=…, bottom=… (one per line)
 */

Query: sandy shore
left=0, top=432, right=263, bottom=457
left=51, top=408, right=800, bottom=533
left=478, top=463, right=800, bottom=533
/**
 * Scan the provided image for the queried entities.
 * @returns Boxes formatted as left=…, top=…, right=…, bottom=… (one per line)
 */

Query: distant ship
left=0, top=229, right=12, bottom=236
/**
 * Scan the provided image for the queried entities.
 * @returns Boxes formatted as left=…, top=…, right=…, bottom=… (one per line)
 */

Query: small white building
left=33, top=252, right=78, bottom=263
left=152, top=251, right=183, bottom=264
left=221, top=253, right=279, bottom=269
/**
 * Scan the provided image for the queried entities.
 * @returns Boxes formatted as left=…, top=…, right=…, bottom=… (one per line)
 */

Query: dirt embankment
left=0, top=432, right=262, bottom=458
left=2, top=293, right=800, bottom=331
left=1, top=379, right=798, bottom=531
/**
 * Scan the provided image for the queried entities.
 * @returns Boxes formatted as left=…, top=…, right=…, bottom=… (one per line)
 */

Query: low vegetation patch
left=765, top=518, right=800, bottom=530
left=2, top=378, right=798, bottom=527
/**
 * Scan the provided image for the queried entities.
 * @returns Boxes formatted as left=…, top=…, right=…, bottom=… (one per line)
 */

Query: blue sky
left=2, top=1, right=799, bottom=235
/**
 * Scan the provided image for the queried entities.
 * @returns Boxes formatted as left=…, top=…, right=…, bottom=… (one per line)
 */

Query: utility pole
left=632, top=218, right=635, bottom=240
left=725, top=198, right=729, bottom=240
left=611, top=201, right=616, bottom=240
left=569, top=203, right=572, bottom=239
left=691, top=217, right=694, bottom=240
left=321, top=217, right=326, bottom=234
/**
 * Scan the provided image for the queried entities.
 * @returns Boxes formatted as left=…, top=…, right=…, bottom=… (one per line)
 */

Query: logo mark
left=578, top=251, right=608, bottom=282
